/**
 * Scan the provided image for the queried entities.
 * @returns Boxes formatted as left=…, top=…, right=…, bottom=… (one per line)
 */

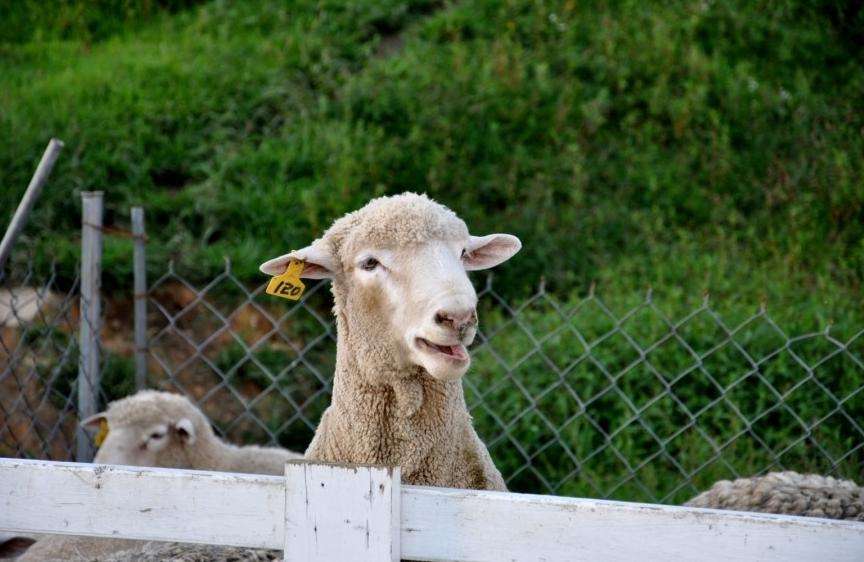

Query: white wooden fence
left=1, top=458, right=863, bottom=561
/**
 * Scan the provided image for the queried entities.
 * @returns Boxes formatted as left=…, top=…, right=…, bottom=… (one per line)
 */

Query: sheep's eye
left=360, top=257, right=379, bottom=271
left=149, top=432, right=165, bottom=440
left=461, top=248, right=467, bottom=259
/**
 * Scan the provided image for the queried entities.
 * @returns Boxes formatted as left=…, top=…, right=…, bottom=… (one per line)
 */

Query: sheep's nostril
left=435, top=309, right=477, bottom=332
left=456, top=313, right=477, bottom=335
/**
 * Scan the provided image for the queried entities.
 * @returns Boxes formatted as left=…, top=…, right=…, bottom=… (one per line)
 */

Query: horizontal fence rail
left=2, top=458, right=863, bottom=562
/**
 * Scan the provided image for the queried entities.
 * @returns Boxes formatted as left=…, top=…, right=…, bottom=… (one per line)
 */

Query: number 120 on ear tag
left=266, top=259, right=306, bottom=300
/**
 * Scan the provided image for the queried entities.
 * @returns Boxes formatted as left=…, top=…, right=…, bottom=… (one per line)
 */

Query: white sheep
left=685, top=471, right=864, bottom=520
left=80, top=389, right=302, bottom=474
left=259, top=192, right=521, bottom=490
left=18, top=390, right=299, bottom=562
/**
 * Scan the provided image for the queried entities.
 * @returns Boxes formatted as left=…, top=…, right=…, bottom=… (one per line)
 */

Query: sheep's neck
left=330, top=291, right=463, bottom=419
left=332, top=348, right=461, bottom=419
left=182, top=431, right=235, bottom=471
left=320, top=290, right=470, bottom=471
left=326, top=338, right=468, bottom=473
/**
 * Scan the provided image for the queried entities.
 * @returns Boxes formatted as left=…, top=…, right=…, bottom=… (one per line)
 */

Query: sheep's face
left=343, top=235, right=521, bottom=381
left=261, top=193, right=521, bottom=382
left=81, top=393, right=201, bottom=468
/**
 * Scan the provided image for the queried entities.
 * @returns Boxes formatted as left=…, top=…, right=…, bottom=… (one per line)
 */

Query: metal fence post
left=76, top=191, right=103, bottom=462
left=131, top=207, right=147, bottom=390
left=0, top=139, right=64, bottom=271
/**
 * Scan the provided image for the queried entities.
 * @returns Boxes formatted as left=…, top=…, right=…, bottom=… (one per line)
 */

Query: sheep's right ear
left=174, top=418, right=196, bottom=445
left=81, top=413, right=107, bottom=431
left=259, top=241, right=336, bottom=279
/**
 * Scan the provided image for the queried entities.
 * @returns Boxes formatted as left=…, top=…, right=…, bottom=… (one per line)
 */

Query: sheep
left=685, top=471, right=864, bottom=521
left=259, top=192, right=521, bottom=490
left=18, top=390, right=298, bottom=562
left=78, top=390, right=302, bottom=474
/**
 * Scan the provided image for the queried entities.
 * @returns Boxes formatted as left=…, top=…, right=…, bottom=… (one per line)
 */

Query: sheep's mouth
left=415, top=337, right=469, bottom=362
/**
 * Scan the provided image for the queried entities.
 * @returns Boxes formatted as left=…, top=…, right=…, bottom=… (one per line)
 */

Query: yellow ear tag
left=94, top=418, right=109, bottom=447
left=265, top=259, right=306, bottom=300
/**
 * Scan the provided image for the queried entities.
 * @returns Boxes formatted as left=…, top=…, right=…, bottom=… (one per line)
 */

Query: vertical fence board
left=284, top=461, right=400, bottom=562
left=76, top=192, right=103, bottom=462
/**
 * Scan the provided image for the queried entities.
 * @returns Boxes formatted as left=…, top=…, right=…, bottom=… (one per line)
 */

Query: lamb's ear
left=259, top=241, right=336, bottom=279
left=80, top=412, right=107, bottom=431
left=174, top=418, right=196, bottom=445
left=464, top=234, right=522, bottom=271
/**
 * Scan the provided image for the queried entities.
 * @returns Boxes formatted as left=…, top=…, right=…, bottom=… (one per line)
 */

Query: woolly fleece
left=685, top=471, right=864, bottom=520
left=301, top=193, right=506, bottom=490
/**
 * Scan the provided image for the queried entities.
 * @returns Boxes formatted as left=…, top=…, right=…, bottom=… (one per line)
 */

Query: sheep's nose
left=434, top=309, right=477, bottom=334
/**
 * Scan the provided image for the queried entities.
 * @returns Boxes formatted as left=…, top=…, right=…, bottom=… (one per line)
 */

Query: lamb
left=685, top=471, right=864, bottom=521
left=259, top=192, right=521, bottom=490
left=78, top=389, right=302, bottom=474
left=19, top=390, right=299, bottom=561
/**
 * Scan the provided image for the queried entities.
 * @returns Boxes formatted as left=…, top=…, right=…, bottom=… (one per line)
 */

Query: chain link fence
left=2, top=200, right=863, bottom=505
left=0, top=255, right=81, bottom=461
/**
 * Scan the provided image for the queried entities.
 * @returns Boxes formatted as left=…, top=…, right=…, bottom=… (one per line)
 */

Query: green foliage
left=211, top=339, right=333, bottom=452
left=2, top=0, right=863, bottom=497
left=1, top=0, right=862, bottom=307
left=0, top=0, right=205, bottom=43
left=101, top=353, right=137, bottom=402
left=470, top=293, right=864, bottom=500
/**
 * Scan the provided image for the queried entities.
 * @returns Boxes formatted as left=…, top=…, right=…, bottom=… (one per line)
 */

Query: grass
left=1, top=0, right=862, bottom=499
left=2, top=1, right=862, bottom=302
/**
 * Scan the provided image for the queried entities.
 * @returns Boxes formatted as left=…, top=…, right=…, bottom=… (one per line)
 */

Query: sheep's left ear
left=464, top=234, right=522, bottom=271
left=259, top=240, right=336, bottom=279
left=174, top=418, right=196, bottom=445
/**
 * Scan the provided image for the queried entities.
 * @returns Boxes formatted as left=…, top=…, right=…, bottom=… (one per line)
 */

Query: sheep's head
left=261, top=193, right=520, bottom=382
left=81, top=390, right=211, bottom=468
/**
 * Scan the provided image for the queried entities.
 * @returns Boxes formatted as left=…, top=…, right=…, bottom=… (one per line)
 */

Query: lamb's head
left=261, top=193, right=520, bottom=382
left=81, top=390, right=213, bottom=468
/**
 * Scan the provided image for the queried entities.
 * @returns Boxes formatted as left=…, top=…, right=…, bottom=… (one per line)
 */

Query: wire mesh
left=2, top=254, right=862, bottom=502
left=139, top=263, right=864, bottom=503
left=0, top=257, right=81, bottom=460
